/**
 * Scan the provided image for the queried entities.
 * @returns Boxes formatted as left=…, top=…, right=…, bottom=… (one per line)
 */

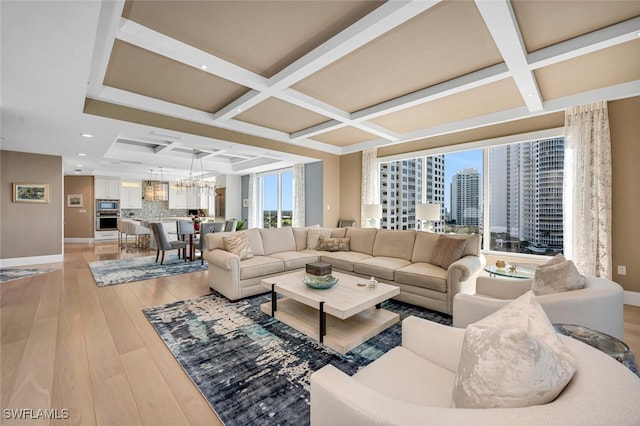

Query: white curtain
left=361, top=147, right=380, bottom=227
left=247, top=173, right=260, bottom=229
left=564, top=101, right=612, bottom=278
left=292, top=164, right=305, bottom=227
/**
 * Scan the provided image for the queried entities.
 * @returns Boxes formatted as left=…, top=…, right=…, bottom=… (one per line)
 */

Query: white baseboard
left=624, top=291, right=640, bottom=307
left=0, top=254, right=64, bottom=268
left=64, top=238, right=94, bottom=243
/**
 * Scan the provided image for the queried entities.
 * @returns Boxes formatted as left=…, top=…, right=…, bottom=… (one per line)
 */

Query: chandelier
left=176, top=149, right=216, bottom=197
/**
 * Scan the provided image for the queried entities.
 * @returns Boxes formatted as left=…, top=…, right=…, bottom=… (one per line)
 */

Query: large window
left=379, top=136, right=564, bottom=256
left=260, top=169, right=293, bottom=228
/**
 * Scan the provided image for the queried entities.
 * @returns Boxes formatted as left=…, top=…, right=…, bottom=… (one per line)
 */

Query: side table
left=553, top=323, right=639, bottom=377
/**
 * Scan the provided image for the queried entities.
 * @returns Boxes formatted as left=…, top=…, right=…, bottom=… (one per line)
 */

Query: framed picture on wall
left=12, top=183, right=49, bottom=204
left=67, top=194, right=83, bottom=207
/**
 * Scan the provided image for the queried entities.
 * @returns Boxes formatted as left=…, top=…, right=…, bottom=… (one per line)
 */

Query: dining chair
left=212, top=222, right=224, bottom=233
left=224, top=220, right=238, bottom=232
left=150, top=222, right=188, bottom=265
left=197, top=222, right=217, bottom=264
left=176, top=220, right=195, bottom=260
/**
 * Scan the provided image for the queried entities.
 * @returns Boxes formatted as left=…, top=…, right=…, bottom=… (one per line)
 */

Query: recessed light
left=76, top=164, right=83, bottom=167
left=236, top=108, right=243, bottom=112
left=200, top=65, right=207, bottom=70
left=81, top=133, right=93, bottom=138
left=77, top=153, right=87, bottom=157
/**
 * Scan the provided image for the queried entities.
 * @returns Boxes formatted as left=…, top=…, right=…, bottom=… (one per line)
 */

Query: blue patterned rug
left=88, top=255, right=207, bottom=287
left=0, top=268, right=53, bottom=283
left=143, top=292, right=451, bottom=425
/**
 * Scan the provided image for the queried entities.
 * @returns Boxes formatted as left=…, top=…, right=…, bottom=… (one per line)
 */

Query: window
left=378, top=136, right=564, bottom=256
left=259, top=169, right=293, bottom=228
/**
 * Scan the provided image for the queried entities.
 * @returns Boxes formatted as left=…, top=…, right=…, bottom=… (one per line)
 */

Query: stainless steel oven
left=96, top=212, right=119, bottom=231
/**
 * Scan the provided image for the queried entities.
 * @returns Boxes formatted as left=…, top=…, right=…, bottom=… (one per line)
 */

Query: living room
left=2, top=1, right=640, bottom=424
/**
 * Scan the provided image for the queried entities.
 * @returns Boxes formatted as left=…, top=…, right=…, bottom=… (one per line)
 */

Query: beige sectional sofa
left=204, top=226, right=485, bottom=315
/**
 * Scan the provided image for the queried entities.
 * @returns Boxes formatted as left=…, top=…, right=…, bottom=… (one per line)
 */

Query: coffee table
left=260, top=271, right=400, bottom=354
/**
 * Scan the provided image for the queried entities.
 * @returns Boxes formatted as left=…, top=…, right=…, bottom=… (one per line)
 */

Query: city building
left=450, top=168, right=481, bottom=227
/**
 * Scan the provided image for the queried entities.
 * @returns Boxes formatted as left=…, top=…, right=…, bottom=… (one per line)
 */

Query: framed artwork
left=12, top=183, right=49, bottom=204
left=67, top=194, right=83, bottom=207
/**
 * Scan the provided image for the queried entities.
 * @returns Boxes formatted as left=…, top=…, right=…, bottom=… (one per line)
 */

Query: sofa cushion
left=204, top=231, right=236, bottom=251
left=317, top=236, right=350, bottom=252
left=353, top=346, right=455, bottom=407
left=292, top=227, right=308, bottom=251
left=532, top=254, right=586, bottom=296
left=431, top=235, right=467, bottom=269
left=394, top=263, right=448, bottom=293
left=260, top=227, right=296, bottom=255
left=307, top=228, right=332, bottom=250
left=239, top=256, right=284, bottom=280
left=354, top=256, right=411, bottom=281
left=452, top=291, right=576, bottom=409
left=223, top=233, right=254, bottom=260
left=330, top=228, right=348, bottom=238
left=244, top=228, right=265, bottom=256
left=320, top=251, right=372, bottom=272
left=345, top=228, right=377, bottom=255
left=268, top=251, right=319, bottom=271
left=372, top=229, right=416, bottom=261
left=411, top=232, right=440, bottom=263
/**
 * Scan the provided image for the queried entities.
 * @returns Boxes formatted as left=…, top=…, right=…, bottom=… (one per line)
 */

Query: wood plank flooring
left=1, top=242, right=639, bottom=425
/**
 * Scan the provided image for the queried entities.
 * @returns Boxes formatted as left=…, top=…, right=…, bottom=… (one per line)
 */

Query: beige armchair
left=310, top=316, right=640, bottom=425
left=453, top=275, right=624, bottom=340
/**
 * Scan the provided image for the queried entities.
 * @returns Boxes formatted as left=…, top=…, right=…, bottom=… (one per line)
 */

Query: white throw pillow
left=306, top=228, right=332, bottom=250
left=452, top=291, right=576, bottom=409
left=532, top=254, right=586, bottom=296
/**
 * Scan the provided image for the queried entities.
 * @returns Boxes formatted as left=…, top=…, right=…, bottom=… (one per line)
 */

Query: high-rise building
left=451, top=168, right=481, bottom=227
left=380, top=156, right=444, bottom=231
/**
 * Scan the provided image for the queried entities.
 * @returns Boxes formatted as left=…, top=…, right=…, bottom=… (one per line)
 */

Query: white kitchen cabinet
left=95, top=177, right=121, bottom=199
left=186, top=193, right=209, bottom=209
left=121, top=183, right=142, bottom=209
left=95, top=230, right=119, bottom=241
left=169, top=184, right=187, bottom=209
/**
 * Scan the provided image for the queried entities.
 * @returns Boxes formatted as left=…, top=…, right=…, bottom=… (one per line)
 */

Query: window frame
left=377, top=127, right=565, bottom=259
left=257, top=167, right=293, bottom=228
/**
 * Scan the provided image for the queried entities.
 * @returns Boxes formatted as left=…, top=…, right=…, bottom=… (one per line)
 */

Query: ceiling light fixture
left=143, top=168, right=168, bottom=201
left=80, top=133, right=93, bottom=138
left=77, top=153, right=87, bottom=157
left=175, top=149, right=216, bottom=197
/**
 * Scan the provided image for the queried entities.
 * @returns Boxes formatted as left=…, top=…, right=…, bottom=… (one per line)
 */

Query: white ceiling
left=1, top=0, right=639, bottom=182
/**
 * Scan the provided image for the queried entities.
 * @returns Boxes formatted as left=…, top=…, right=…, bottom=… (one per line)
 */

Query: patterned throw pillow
left=317, top=236, right=350, bottom=252
left=532, top=254, right=586, bottom=295
left=223, top=233, right=254, bottom=260
left=452, top=291, right=576, bottom=409
left=430, top=235, right=467, bottom=269
left=306, top=228, right=332, bottom=250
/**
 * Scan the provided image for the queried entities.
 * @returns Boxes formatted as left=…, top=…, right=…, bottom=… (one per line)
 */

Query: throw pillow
left=430, top=235, right=467, bottom=269
left=306, top=228, right=332, bottom=250
left=532, top=254, right=586, bottom=296
left=223, top=233, right=254, bottom=260
left=317, top=236, right=350, bottom=252
left=452, top=291, right=576, bottom=409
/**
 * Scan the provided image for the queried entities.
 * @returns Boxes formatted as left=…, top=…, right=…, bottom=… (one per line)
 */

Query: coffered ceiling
left=1, top=0, right=639, bottom=180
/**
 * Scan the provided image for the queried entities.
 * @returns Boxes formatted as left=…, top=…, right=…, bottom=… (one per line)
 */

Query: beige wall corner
left=339, top=152, right=362, bottom=226
left=322, top=156, right=341, bottom=227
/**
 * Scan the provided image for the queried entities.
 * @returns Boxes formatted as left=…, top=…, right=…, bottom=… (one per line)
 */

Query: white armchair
left=310, top=316, right=640, bottom=426
left=453, top=275, right=624, bottom=340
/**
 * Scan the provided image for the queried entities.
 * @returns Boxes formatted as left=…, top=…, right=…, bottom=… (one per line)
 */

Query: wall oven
left=96, top=213, right=119, bottom=231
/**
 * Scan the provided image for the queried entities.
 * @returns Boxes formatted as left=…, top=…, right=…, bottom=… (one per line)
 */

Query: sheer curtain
left=292, top=164, right=305, bottom=227
left=564, top=101, right=612, bottom=278
left=247, top=173, right=260, bottom=229
left=361, top=148, right=380, bottom=227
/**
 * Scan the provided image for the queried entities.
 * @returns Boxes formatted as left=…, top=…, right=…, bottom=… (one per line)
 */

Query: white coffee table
left=260, top=270, right=400, bottom=354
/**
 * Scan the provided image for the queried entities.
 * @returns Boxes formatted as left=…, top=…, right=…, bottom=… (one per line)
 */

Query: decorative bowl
left=302, top=274, right=339, bottom=289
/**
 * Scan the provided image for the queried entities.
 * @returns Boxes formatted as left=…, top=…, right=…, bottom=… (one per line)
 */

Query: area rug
left=0, top=268, right=53, bottom=283
left=143, top=292, right=451, bottom=425
left=89, top=255, right=207, bottom=287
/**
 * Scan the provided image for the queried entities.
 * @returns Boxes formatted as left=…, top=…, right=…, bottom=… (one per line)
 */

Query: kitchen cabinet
left=95, top=177, right=120, bottom=199
left=187, top=193, right=209, bottom=209
left=121, top=183, right=142, bottom=209
left=169, top=184, right=187, bottom=209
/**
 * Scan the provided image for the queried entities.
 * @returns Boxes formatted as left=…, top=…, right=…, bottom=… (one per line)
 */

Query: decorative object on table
left=495, top=260, right=506, bottom=269
left=192, top=216, right=202, bottom=231
left=0, top=268, right=54, bottom=284
left=143, top=292, right=451, bottom=425
left=362, top=203, right=382, bottom=228
left=12, top=182, right=49, bottom=203
left=66, top=193, right=83, bottom=207
left=416, top=203, right=441, bottom=232
left=367, top=276, right=378, bottom=289
left=88, top=254, right=206, bottom=287
left=302, top=274, right=339, bottom=289
left=305, top=262, right=332, bottom=276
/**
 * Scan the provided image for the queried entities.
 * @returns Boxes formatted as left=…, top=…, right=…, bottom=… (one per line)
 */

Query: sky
left=443, top=149, right=483, bottom=210
left=262, top=172, right=293, bottom=211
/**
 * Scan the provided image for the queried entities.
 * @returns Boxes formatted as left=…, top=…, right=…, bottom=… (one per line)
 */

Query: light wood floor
left=2, top=243, right=640, bottom=425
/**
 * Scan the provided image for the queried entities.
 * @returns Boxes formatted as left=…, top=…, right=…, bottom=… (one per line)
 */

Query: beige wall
left=1, top=150, right=63, bottom=260
left=339, top=97, right=640, bottom=293
left=64, top=176, right=95, bottom=238
left=610, top=96, right=640, bottom=292
left=339, top=152, right=362, bottom=226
